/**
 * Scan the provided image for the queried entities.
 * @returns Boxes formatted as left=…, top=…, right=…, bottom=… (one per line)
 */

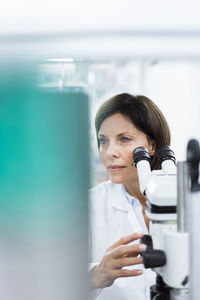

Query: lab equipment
left=133, top=146, right=189, bottom=300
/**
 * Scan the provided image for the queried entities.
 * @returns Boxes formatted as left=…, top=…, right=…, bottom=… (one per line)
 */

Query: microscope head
left=133, top=146, right=177, bottom=222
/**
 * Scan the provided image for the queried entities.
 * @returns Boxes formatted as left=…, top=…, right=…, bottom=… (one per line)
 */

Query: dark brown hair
left=95, top=93, right=171, bottom=170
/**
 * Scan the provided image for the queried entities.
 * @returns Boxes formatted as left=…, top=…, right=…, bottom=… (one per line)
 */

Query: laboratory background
left=0, top=1, right=200, bottom=299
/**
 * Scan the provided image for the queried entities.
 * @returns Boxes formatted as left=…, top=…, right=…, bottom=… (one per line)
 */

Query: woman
left=89, top=93, right=170, bottom=300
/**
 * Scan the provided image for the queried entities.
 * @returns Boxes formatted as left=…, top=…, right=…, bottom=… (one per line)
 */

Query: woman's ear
left=148, top=140, right=156, bottom=156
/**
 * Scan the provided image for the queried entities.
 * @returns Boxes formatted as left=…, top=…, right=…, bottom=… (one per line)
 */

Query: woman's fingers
left=114, top=255, right=143, bottom=269
left=111, top=243, right=146, bottom=259
left=113, top=268, right=143, bottom=279
left=92, top=234, right=147, bottom=289
left=108, top=232, right=144, bottom=250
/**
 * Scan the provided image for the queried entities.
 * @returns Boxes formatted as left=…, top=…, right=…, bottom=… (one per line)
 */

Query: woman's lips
left=108, top=165, right=126, bottom=173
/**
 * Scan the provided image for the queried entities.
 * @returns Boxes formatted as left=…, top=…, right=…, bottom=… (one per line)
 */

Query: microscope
left=133, top=146, right=190, bottom=300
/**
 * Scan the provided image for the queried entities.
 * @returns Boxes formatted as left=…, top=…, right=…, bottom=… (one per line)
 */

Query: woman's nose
left=106, top=142, right=120, bottom=159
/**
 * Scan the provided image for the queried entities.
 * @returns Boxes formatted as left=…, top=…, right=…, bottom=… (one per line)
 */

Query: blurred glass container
left=0, top=62, right=89, bottom=300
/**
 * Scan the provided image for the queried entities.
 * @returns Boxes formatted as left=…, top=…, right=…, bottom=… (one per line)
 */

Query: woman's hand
left=90, top=233, right=146, bottom=289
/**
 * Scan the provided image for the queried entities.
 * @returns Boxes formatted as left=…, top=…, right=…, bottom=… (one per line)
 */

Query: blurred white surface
left=1, top=0, right=200, bottom=61
left=1, top=0, right=200, bottom=34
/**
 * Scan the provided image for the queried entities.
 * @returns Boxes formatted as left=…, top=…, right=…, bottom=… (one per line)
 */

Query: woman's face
left=98, top=113, right=155, bottom=185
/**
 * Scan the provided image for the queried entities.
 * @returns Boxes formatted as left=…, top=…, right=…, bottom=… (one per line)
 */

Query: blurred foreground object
left=0, top=65, right=89, bottom=300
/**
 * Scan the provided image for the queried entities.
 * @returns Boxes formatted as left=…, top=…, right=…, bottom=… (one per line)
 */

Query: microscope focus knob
left=143, top=249, right=166, bottom=269
left=140, top=234, right=153, bottom=249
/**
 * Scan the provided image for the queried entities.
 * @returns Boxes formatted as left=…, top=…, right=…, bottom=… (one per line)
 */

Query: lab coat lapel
left=109, top=182, right=143, bottom=233
left=110, top=183, right=129, bottom=212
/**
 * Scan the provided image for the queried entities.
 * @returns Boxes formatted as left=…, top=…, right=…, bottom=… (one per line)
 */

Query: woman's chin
left=109, top=175, right=124, bottom=184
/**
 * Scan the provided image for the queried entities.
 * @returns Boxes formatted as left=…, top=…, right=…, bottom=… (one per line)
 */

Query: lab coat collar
left=109, top=181, right=130, bottom=212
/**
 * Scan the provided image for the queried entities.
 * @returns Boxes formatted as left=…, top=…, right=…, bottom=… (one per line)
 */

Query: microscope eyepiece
left=133, top=147, right=151, bottom=167
left=157, top=146, right=176, bottom=165
left=133, top=147, right=151, bottom=193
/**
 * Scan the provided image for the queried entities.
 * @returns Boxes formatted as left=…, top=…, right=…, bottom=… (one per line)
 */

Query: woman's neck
left=123, top=179, right=146, bottom=206
left=123, top=179, right=150, bottom=231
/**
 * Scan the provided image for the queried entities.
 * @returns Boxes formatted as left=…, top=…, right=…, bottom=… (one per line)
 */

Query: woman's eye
left=99, top=138, right=107, bottom=144
left=120, top=137, right=131, bottom=142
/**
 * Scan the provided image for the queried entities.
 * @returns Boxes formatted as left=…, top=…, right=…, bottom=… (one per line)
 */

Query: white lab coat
left=89, top=180, right=156, bottom=300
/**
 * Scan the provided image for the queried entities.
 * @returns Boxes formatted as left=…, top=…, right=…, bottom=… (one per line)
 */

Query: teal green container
left=0, top=69, right=89, bottom=300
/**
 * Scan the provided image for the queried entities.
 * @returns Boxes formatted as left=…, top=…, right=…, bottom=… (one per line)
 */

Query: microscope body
left=133, top=147, right=189, bottom=300
left=146, top=170, right=189, bottom=291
